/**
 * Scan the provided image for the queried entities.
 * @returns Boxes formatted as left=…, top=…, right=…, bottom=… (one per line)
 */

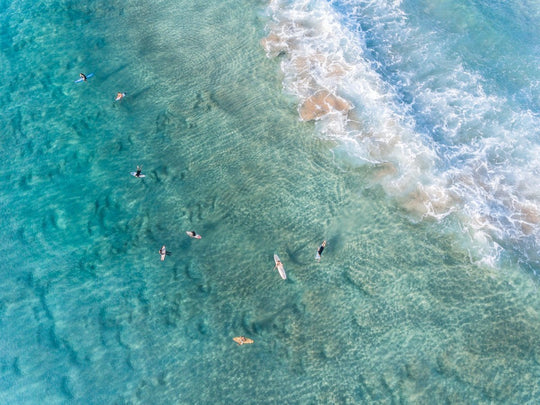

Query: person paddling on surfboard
left=75, top=72, right=94, bottom=83
left=316, top=240, right=326, bottom=260
left=235, top=336, right=252, bottom=345
left=159, top=245, right=167, bottom=261
left=273, top=254, right=287, bottom=279
left=233, top=336, right=254, bottom=345
left=186, top=231, right=201, bottom=239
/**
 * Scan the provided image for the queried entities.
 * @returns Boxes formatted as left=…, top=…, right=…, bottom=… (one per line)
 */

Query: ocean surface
left=1, top=0, right=539, bottom=403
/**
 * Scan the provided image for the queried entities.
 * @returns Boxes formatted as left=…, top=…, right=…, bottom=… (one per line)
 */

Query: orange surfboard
left=233, top=336, right=254, bottom=345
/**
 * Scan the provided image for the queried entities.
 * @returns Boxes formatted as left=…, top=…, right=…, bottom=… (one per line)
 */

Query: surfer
left=234, top=336, right=252, bottom=345
left=316, top=240, right=326, bottom=260
left=159, top=245, right=167, bottom=261
left=115, top=92, right=125, bottom=101
left=74, top=72, right=93, bottom=83
left=186, top=231, right=201, bottom=239
left=273, top=254, right=286, bottom=279
left=130, top=166, right=146, bottom=178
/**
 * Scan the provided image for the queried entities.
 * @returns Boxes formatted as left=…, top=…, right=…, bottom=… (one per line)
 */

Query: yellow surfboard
left=233, top=336, right=254, bottom=345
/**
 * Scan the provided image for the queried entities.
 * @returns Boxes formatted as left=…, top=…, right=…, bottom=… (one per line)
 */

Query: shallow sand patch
left=299, top=90, right=351, bottom=121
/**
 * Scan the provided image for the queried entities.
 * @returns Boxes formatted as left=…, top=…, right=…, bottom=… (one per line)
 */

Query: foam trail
left=263, top=0, right=540, bottom=272
left=262, top=0, right=451, bottom=215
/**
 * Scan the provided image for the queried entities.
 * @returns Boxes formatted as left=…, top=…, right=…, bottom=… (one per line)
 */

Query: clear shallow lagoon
left=1, top=0, right=540, bottom=403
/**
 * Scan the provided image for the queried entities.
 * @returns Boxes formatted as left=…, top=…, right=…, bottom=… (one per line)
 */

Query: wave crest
left=263, top=0, right=540, bottom=272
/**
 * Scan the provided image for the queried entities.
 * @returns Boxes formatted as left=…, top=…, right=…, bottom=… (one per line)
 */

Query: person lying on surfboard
left=159, top=245, right=167, bottom=261
left=186, top=231, right=201, bottom=239
left=233, top=336, right=253, bottom=345
left=115, top=92, right=125, bottom=101
left=74, top=73, right=94, bottom=83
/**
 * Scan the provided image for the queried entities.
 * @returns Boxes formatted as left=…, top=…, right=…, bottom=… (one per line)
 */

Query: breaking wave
left=262, top=0, right=540, bottom=273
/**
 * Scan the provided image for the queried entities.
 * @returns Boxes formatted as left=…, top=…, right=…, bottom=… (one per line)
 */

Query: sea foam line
left=263, top=0, right=540, bottom=272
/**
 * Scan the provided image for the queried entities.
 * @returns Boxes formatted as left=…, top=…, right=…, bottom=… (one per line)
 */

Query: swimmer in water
left=316, top=240, right=326, bottom=260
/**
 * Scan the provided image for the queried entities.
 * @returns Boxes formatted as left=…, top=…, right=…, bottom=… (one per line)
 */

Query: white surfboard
left=159, top=246, right=167, bottom=261
left=130, top=172, right=146, bottom=178
left=274, top=254, right=286, bottom=280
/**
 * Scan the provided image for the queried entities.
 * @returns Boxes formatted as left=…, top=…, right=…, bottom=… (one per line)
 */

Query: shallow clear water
left=1, top=0, right=540, bottom=403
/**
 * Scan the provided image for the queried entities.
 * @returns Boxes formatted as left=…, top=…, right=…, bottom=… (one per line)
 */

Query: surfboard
left=274, top=254, right=287, bottom=279
left=186, top=231, right=202, bottom=239
left=233, top=336, right=253, bottom=345
left=130, top=172, right=146, bottom=178
left=74, top=73, right=94, bottom=83
left=115, top=92, right=126, bottom=101
left=160, top=246, right=166, bottom=261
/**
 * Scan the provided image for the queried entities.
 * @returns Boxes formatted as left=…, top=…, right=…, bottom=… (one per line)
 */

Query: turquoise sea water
left=1, top=0, right=540, bottom=403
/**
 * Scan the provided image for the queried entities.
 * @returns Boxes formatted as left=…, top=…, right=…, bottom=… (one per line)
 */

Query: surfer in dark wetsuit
left=135, top=166, right=142, bottom=178
left=79, top=73, right=87, bottom=82
left=317, top=240, right=326, bottom=259
left=159, top=245, right=168, bottom=261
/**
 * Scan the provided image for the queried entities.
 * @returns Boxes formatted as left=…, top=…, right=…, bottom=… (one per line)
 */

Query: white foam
left=264, top=0, right=540, bottom=270
left=264, top=0, right=442, bottom=211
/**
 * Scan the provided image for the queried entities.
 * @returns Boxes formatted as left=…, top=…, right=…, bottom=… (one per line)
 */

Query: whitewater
left=263, top=0, right=540, bottom=274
